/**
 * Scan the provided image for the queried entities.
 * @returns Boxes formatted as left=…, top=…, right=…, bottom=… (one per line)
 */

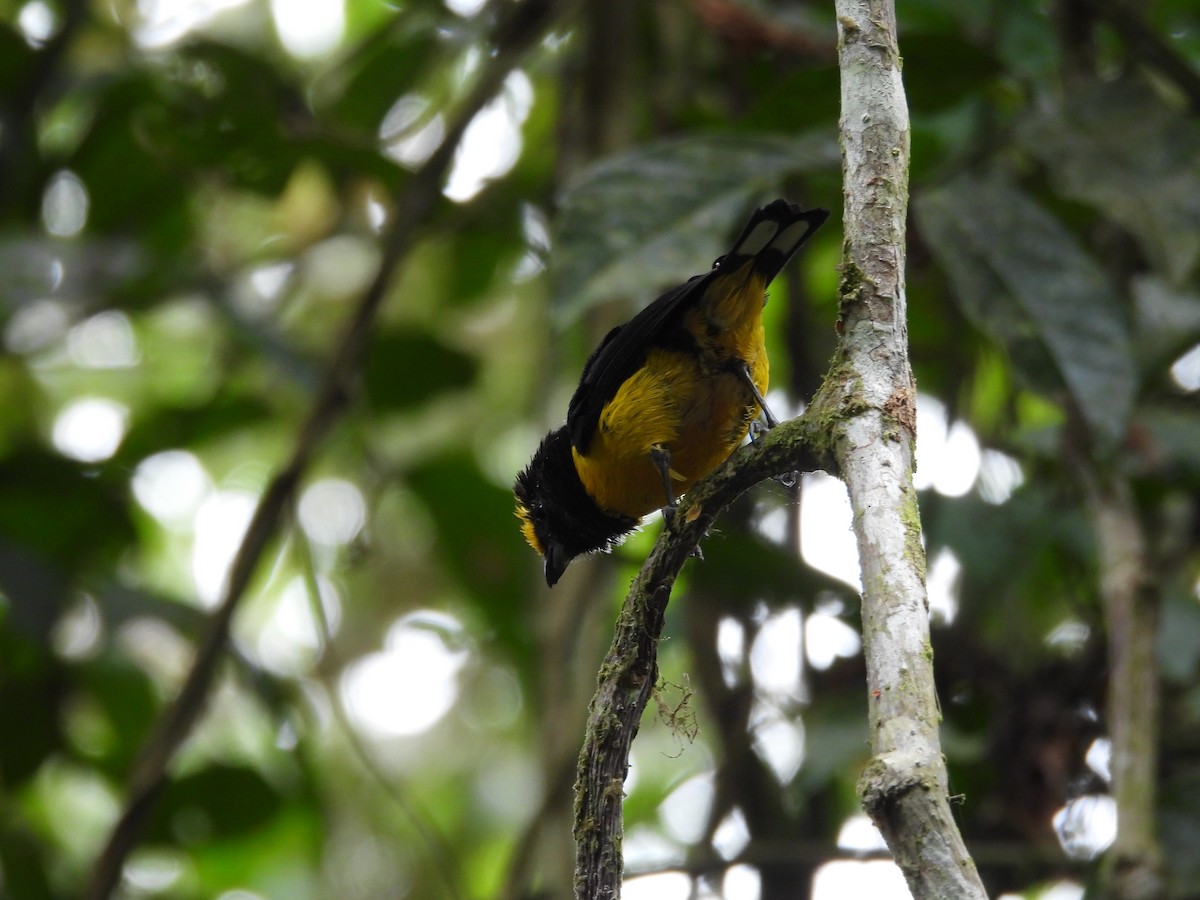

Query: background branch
left=832, top=1, right=988, bottom=897
left=0, top=0, right=89, bottom=215
left=1083, top=0, right=1200, bottom=112
left=82, top=3, right=565, bottom=896
left=1086, top=476, right=1164, bottom=899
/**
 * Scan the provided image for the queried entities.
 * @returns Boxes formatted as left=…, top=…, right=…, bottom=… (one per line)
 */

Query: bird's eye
left=711, top=255, right=725, bottom=270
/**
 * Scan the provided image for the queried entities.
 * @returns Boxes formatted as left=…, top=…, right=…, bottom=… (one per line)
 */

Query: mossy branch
left=571, top=407, right=835, bottom=899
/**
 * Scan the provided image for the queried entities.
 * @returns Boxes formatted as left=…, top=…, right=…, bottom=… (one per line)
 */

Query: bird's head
left=514, top=427, right=637, bottom=586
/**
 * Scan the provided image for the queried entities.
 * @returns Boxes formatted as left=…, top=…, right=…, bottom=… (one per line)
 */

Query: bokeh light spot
left=299, top=478, right=366, bottom=546
left=52, top=398, right=128, bottom=462
left=340, top=612, right=469, bottom=737
left=133, top=450, right=213, bottom=530
left=42, top=170, right=89, bottom=237
left=271, top=0, right=343, bottom=58
left=191, top=490, right=258, bottom=606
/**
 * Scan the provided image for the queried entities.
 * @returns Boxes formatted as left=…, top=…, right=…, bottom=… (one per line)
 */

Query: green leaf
left=79, top=654, right=162, bottom=773
left=915, top=173, right=1136, bottom=447
left=924, top=488, right=1093, bottom=666
left=164, top=41, right=309, bottom=194
left=0, top=651, right=64, bottom=787
left=736, top=65, right=841, bottom=134
left=794, top=694, right=870, bottom=792
left=0, top=26, right=36, bottom=95
left=150, top=765, right=284, bottom=842
left=442, top=223, right=519, bottom=307
left=0, top=450, right=136, bottom=578
left=0, top=539, right=69, bottom=642
left=364, top=330, right=478, bottom=412
left=67, top=74, right=192, bottom=254
left=550, top=131, right=839, bottom=320
left=0, top=826, right=53, bottom=900
left=1017, top=77, right=1200, bottom=285
left=116, top=395, right=275, bottom=466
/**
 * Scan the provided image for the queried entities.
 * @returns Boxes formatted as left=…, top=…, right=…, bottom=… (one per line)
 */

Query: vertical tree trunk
left=831, top=1, right=989, bottom=896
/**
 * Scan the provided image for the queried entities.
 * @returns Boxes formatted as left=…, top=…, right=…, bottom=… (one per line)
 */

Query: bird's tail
left=722, top=200, right=830, bottom=286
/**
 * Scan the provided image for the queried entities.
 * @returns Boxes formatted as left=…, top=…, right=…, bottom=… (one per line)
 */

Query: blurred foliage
left=0, top=1, right=1198, bottom=899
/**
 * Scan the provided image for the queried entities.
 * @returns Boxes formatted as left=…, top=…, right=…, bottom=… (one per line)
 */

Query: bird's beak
left=544, top=543, right=569, bottom=587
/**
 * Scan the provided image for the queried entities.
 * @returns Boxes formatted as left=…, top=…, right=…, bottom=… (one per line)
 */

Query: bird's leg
left=650, top=444, right=677, bottom=523
left=739, top=362, right=779, bottom=431
left=739, top=363, right=797, bottom=487
left=650, top=444, right=703, bottom=559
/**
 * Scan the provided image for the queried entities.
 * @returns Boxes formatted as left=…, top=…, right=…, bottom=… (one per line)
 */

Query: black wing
left=565, top=200, right=829, bottom=455
left=566, top=275, right=706, bottom=453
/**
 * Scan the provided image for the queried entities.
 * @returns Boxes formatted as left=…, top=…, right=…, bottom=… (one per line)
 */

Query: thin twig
left=83, top=3, right=567, bottom=896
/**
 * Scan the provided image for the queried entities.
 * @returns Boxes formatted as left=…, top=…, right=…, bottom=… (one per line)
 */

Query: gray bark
left=829, top=1, right=989, bottom=896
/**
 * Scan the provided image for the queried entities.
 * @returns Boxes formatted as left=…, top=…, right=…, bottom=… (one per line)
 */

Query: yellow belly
left=573, top=345, right=768, bottom=519
left=572, top=263, right=771, bottom=519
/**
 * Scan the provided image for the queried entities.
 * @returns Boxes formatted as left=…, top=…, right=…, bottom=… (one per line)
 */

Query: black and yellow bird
left=515, top=200, right=829, bottom=586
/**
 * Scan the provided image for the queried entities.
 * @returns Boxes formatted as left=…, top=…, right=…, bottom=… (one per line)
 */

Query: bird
left=515, top=199, right=829, bottom=586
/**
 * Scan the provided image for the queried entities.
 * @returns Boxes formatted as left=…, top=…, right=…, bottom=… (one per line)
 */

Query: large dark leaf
left=364, top=330, right=478, bottom=412
left=0, top=540, right=69, bottom=642
left=915, top=173, right=1137, bottom=447
left=0, top=646, right=64, bottom=787
left=0, top=451, right=136, bottom=580
left=148, top=764, right=283, bottom=842
left=154, top=42, right=309, bottom=195
left=77, top=654, right=161, bottom=775
left=165, top=41, right=403, bottom=191
left=66, top=74, right=192, bottom=255
left=0, top=826, right=53, bottom=900
left=1017, top=78, right=1200, bottom=285
left=550, top=131, right=839, bottom=320
left=116, top=395, right=274, bottom=467
left=0, top=26, right=35, bottom=94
